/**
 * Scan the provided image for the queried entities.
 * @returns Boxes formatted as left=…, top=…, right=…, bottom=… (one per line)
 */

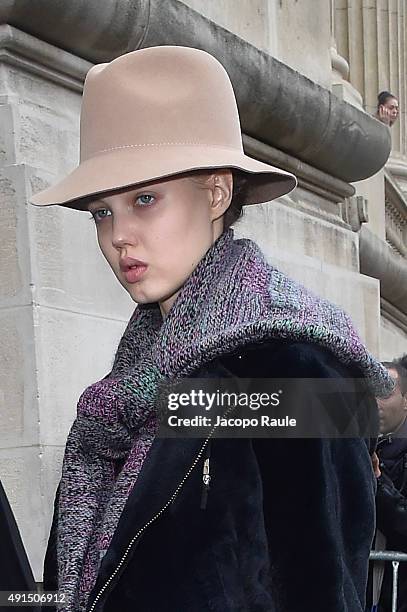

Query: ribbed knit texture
left=57, top=229, right=394, bottom=611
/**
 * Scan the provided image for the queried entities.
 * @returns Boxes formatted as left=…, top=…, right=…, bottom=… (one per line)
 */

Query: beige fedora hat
left=31, top=46, right=296, bottom=209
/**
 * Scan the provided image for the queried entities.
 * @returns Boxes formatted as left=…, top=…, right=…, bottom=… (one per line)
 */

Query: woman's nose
left=111, top=212, right=138, bottom=249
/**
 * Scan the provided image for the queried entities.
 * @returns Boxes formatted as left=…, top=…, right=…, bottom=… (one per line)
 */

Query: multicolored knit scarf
left=57, top=229, right=393, bottom=611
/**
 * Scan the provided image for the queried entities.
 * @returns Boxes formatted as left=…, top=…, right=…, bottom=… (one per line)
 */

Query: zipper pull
left=200, top=454, right=211, bottom=510
left=203, top=458, right=210, bottom=485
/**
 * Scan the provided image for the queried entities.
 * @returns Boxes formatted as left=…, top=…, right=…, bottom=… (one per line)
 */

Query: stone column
left=334, top=0, right=406, bottom=158
left=330, top=0, right=364, bottom=107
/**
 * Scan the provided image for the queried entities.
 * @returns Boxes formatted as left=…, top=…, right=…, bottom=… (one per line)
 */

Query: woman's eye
left=90, top=208, right=111, bottom=222
left=136, top=194, right=155, bottom=207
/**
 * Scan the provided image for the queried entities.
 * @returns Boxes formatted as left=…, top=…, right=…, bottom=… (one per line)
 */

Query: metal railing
left=369, top=550, right=407, bottom=612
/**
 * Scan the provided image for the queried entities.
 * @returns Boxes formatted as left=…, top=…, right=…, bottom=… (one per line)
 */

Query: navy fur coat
left=0, top=480, right=37, bottom=611
left=44, top=339, right=378, bottom=612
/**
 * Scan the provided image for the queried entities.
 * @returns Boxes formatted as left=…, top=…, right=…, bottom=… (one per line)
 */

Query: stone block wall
left=0, top=30, right=134, bottom=578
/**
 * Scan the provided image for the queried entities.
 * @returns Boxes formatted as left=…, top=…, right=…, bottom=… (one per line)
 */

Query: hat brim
left=30, top=146, right=297, bottom=209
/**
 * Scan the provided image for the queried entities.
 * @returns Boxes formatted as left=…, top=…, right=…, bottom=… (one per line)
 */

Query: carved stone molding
left=243, top=134, right=354, bottom=203
left=330, top=45, right=349, bottom=81
left=384, top=169, right=407, bottom=258
left=386, top=158, right=407, bottom=190
left=0, top=0, right=151, bottom=63
left=343, top=195, right=368, bottom=232
left=0, top=0, right=392, bottom=184
left=381, top=299, right=407, bottom=336
left=0, top=24, right=91, bottom=91
left=359, top=226, right=407, bottom=316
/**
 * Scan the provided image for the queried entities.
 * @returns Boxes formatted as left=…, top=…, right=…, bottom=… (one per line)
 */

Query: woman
left=376, top=91, right=399, bottom=127
left=32, top=46, right=393, bottom=612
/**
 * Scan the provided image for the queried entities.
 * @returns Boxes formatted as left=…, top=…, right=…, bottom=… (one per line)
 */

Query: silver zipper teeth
left=87, top=403, right=235, bottom=612
left=87, top=435, right=210, bottom=611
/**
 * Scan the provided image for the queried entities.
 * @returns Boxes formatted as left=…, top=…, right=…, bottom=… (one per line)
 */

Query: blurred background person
left=376, top=91, right=399, bottom=127
left=371, top=356, right=407, bottom=611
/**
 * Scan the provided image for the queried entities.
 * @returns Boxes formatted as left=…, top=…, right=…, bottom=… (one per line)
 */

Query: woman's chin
left=126, top=289, right=153, bottom=304
left=124, top=283, right=177, bottom=308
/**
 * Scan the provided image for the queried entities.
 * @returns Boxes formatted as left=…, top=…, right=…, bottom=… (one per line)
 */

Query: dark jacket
left=44, top=339, right=378, bottom=612
left=0, top=480, right=37, bottom=610
left=373, top=418, right=407, bottom=612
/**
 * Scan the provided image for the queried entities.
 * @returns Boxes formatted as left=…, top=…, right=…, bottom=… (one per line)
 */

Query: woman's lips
left=123, top=265, right=148, bottom=283
left=119, top=257, right=148, bottom=284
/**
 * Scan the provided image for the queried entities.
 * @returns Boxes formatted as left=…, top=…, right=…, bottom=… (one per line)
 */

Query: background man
left=373, top=356, right=407, bottom=611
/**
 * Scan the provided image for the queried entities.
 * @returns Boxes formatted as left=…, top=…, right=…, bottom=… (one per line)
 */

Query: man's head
left=377, top=361, right=407, bottom=434
left=397, top=353, right=407, bottom=371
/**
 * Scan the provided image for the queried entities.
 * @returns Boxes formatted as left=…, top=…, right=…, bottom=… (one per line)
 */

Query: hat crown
left=30, top=45, right=296, bottom=209
left=80, top=46, right=243, bottom=161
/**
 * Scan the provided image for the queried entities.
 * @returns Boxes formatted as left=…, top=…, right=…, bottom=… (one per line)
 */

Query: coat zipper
left=87, top=402, right=235, bottom=612
left=87, top=434, right=212, bottom=612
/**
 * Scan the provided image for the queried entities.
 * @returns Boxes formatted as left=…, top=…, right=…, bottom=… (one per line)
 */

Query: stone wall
left=0, top=25, right=134, bottom=577
left=381, top=316, right=407, bottom=360
left=182, top=0, right=333, bottom=87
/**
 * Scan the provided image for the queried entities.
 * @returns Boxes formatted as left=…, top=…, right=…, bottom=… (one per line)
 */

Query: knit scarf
left=57, top=229, right=393, bottom=611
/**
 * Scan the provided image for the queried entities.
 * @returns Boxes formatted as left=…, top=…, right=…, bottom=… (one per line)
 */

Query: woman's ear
left=209, top=170, right=233, bottom=221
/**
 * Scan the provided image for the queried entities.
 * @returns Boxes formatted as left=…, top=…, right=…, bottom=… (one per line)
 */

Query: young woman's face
left=383, top=97, right=399, bottom=125
left=378, top=97, right=399, bottom=126
left=87, top=173, right=232, bottom=315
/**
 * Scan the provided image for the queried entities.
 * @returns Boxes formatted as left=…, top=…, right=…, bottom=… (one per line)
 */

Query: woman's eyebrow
left=88, top=198, right=108, bottom=208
